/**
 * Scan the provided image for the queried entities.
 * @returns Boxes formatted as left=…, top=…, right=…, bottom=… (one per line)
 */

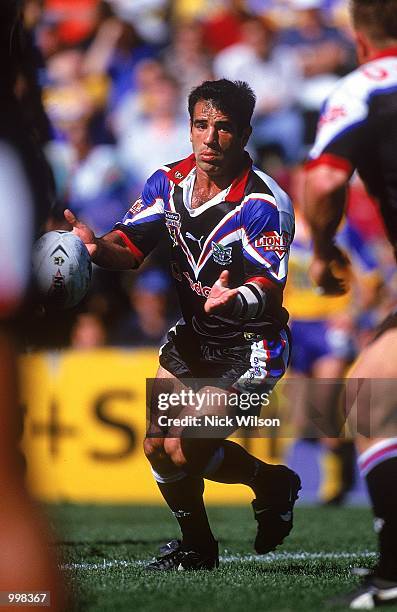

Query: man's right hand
left=64, top=209, right=98, bottom=258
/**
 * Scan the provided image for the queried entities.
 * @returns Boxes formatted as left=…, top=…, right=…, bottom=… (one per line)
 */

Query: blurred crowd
left=18, top=0, right=397, bottom=358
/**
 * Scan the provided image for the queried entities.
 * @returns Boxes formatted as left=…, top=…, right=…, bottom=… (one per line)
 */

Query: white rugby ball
left=32, top=230, right=92, bottom=308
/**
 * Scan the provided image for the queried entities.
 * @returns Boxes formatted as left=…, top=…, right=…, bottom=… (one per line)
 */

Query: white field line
left=61, top=551, right=377, bottom=571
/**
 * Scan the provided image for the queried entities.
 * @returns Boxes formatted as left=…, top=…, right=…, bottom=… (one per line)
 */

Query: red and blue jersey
left=114, top=153, right=295, bottom=342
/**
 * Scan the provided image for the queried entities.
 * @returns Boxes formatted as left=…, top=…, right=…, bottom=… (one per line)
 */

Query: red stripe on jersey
left=246, top=275, right=283, bottom=305
left=225, top=153, right=253, bottom=202
left=166, top=154, right=196, bottom=184
left=246, top=275, right=280, bottom=291
left=305, top=154, right=353, bottom=175
left=114, top=230, right=144, bottom=264
left=370, top=46, right=397, bottom=61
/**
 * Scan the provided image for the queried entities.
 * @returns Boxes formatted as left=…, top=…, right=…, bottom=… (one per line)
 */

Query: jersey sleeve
left=113, top=169, right=168, bottom=264
left=307, top=75, right=369, bottom=175
left=240, top=194, right=295, bottom=287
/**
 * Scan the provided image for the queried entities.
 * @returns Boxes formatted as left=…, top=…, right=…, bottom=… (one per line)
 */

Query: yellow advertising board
left=20, top=349, right=279, bottom=504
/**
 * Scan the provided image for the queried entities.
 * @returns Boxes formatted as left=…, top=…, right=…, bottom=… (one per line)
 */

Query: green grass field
left=47, top=504, right=395, bottom=611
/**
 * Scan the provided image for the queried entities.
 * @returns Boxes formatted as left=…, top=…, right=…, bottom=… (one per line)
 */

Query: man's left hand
left=204, top=270, right=238, bottom=313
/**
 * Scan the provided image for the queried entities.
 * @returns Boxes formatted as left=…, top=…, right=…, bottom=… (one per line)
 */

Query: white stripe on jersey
left=309, top=56, right=397, bottom=160
left=252, top=167, right=295, bottom=219
left=123, top=197, right=164, bottom=225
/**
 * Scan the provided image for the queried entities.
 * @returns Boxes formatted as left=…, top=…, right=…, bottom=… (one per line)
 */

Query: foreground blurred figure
left=305, top=0, right=397, bottom=606
left=0, top=0, right=63, bottom=605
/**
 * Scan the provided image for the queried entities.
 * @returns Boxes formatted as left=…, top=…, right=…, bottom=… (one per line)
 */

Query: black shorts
left=159, top=318, right=291, bottom=393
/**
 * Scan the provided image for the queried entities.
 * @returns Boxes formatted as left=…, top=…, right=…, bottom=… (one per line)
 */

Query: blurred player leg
left=0, top=328, right=62, bottom=601
left=312, top=355, right=356, bottom=505
left=348, top=325, right=397, bottom=585
left=289, top=317, right=356, bottom=504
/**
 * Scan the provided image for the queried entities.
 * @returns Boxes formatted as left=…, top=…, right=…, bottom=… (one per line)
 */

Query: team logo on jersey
left=165, top=211, right=181, bottom=247
left=174, top=171, right=184, bottom=180
left=212, top=241, right=232, bottom=266
left=54, top=256, right=65, bottom=266
left=128, top=198, right=144, bottom=215
left=254, top=231, right=291, bottom=259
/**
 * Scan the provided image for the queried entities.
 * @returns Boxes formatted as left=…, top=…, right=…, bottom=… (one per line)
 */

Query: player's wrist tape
left=230, top=282, right=266, bottom=321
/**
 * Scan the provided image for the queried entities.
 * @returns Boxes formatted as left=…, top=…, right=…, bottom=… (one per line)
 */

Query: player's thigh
left=348, top=329, right=397, bottom=378
left=164, top=383, right=233, bottom=470
left=347, top=329, right=397, bottom=449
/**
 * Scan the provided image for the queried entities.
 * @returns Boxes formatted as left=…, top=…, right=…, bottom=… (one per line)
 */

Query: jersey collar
left=166, top=151, right=253, bottom=202
left=225, top=152, right=252, bottom=202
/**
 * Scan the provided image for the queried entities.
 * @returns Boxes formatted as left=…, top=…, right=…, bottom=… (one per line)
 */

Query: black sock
left=366, top=457, right=397, bottom=581
left=156, top=476, right=217, bottom=553
left=204, top=440, right=290, bottom=498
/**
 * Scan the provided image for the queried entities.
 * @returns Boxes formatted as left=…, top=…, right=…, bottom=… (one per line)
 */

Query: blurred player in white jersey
left=305, top=0, right=397, bottom=606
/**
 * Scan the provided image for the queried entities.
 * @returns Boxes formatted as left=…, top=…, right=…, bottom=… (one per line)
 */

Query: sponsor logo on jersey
left=183, top=271, right=211, bottom=298
left=54, top=256, right=65, bottom=266
left=128, top=198, right=144, bottom=215
left=165, top=211, right=181, bottom=228
left=254, top=231, right=291, bottom=259
left=174, top=171, right=184, bottom=180
left=212, top=241, right=232, bottom=265
left=165, top=211, right=181, bottom=247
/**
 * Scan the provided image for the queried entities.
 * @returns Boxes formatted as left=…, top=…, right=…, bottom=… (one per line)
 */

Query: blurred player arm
left=303, top=80, right=368, bottom=294
left=304, top=164, right=352, bottom=295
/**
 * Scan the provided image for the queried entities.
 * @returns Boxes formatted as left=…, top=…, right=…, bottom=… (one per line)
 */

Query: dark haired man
left=304, top=0, right=397, bottom=606
left=66, top=78, right=300, bottom=570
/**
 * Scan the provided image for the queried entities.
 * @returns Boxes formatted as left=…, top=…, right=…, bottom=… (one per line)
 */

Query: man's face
left=190, top=100, right=250, bottom=177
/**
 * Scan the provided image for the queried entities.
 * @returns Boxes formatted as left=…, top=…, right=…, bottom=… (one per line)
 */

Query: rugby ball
left=32, top=230, right=92, bottom=308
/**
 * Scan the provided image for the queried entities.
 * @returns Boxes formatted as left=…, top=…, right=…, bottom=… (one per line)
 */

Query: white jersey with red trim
left=307, top=50, right=397, bottom=251
left=114, top=153, right=294, bottom=343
